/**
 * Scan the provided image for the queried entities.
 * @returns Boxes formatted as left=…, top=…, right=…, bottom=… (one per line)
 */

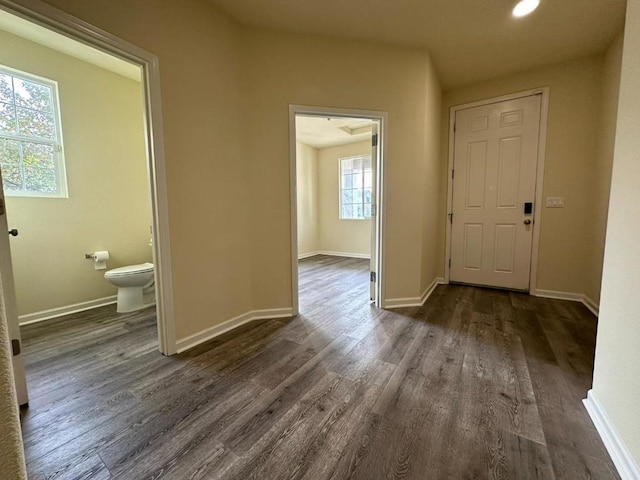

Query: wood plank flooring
left=20, top=255, right=618, bottom=479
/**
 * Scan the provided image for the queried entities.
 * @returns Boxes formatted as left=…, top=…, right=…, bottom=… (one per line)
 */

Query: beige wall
left=441, top=55, right=604, bottom=298
left=421, top=58, right=443, bottom=294
left=592, top=0, right=640, bottom=467
left=585, top=33, right=624, bottom=304
left=0, top=30, right=151, bottom=317
left=35, top=0, right=252, bottom=340
left=241, top=28, right=442, bottom=307
left=318, top=141, right=371, bottom=257
left=296, top=141, right=319, bottom=256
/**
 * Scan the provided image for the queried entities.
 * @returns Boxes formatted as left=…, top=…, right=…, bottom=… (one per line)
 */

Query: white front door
left=450, top=94, right=541, bottom=291
left=0, top=171, right=28, bottom=405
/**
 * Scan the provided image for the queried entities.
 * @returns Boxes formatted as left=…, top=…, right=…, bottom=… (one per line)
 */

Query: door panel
left=450, top=95, right=541, bottom=291
left=0, top=172, right=28, bottom=405
left=465, top=142, right=487, bottom=208
left=369, top=123, right=378, bottom=302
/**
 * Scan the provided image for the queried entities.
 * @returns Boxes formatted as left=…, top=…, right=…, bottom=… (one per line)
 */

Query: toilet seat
left=105, top=262, right=154, bottom=278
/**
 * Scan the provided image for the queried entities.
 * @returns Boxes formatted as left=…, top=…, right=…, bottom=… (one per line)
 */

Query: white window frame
left=339, top=154, right=372, bottom=220
left=0, top=64, right=68, bottom=198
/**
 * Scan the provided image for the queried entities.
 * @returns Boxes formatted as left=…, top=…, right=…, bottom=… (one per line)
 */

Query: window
left=0, top=66, right=67, bottom=197
left=339, top=155, right=372, bottom=219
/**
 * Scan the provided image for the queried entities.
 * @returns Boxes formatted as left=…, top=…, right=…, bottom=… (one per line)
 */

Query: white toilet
left=104, top=262, right=155, bottom=313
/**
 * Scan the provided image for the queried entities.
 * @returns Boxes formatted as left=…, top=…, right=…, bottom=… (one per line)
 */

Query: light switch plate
left=546, top=196, right=565, bottom=208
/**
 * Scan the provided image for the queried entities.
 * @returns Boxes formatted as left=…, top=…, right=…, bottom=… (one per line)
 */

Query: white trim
left=444, top=88, right=550, bottom=295
left=0, top=0, right=176, bottom=355
left=583, top=390, right=640, bottom=480
left=420, top=276, right=445, bottom=305
left=175, top=307, right=294, bottom=354
left=298, top=251, right=371, bottom=260
left=385, top=277, right=445, bottom=308
left=18, top=295, right=116, bottom=325
left=298, top=251, right=321, bottom=260
left=582, top=295, right=599, bottom=316
left=529, top=89, right=550, bottom=294
left=319, top=251, right=370, bottom=259
left=533, top=289, right=599, bottom=316
left=289, top=105, right=388, bottom=314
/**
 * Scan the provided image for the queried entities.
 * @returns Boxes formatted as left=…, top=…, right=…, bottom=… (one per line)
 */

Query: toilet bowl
left=104, top=262, right=154, bottom=313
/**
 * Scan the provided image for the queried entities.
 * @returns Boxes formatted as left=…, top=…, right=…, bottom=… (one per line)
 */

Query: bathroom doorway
left=0, top=0, right=174, bottom=406
left=290, top=106, right=386, bottom=315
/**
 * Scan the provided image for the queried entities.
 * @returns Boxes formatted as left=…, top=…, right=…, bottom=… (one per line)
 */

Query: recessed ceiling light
left=513, top=0, right=540, bottom=17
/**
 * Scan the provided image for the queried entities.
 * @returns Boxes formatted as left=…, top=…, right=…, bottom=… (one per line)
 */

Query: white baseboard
left=582, top=295, right=600, bottom=316
left=175, top=307, right=294, bottom=353
left=19, top=295, right=118, bottom=326
left=298, top=250, right=371, bottom=260
left=385, top=277, right=446, bottom=308
left=320, top=251, right=371, bottom=259
left=298, top=251, right=321, bottom=259
left=420, top=277, right=446, bottom=305
left=583, top=390, right=640, bottom=480
left=533, top=289, right=599, bottom=316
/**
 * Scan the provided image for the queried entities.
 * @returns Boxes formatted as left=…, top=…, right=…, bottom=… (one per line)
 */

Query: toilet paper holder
left=85, top=253, right=98, bottom=259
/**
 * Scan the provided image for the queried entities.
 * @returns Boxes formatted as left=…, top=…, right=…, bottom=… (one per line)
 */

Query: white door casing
left=0, top=173, right=28, bottom=405
left=0, top=0, right=176, bottom=355
left=370, top=123, right=379, bottom=301
left=289, top=105, right=387, bottom=312
left=450, top=94, right=542, bottom=291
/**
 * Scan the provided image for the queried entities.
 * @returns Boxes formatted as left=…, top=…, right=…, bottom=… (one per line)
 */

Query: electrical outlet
left=545, top=196, right=565, bottom=208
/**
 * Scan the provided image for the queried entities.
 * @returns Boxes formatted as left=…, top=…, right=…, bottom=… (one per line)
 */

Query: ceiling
left=208, top=0, right=626, bottom=89
left=0, top=9, right=140, bottom=81
left=296, top=116, right=373, bottom=148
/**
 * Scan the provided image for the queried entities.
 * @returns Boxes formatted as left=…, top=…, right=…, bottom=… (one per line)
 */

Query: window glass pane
left=364, top=188, right=372, bottom=204
left=1, top=164, right=23, bottom=191
left=364, top=171, right=372, bottom=188
left=364, top=204, right=372, bottom=218
left=341, top=189, right=353, bottom=205
left=16, top=108, right=55, bottom=139
left=0, top=68, right=66, bottom=197
left=0, top=102, right=16, bottom=134
left=341, top=158, right=352, bottom=174
left=13, top=78, right=52, bottom=112
left=0, top=138, right=20, bottom=164
left=353, top=172, right=362, bottom=188
left=355, top=204, right=364, bottom=219
left=342, top=173, right=353, bottom=189
left=353, top=188, right=363, bottom=204
left=364, top=157, right=372, bottom=169
left=0, top=74, right=13, bottom=103
left=341, top=204, right=353, bottom=219
left=24, top=166, right=56, bottom=193
left=352, top=157, right=362, bottom=171
left=23, top=142, right=55, bottom=169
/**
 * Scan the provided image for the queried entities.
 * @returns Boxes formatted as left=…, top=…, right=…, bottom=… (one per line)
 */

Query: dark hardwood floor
left=20, top=255, right=618, bottom=479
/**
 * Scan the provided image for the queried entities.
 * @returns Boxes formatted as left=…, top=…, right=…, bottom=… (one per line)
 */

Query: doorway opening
left=0, top=0, right=174, bottom=407
left=289, top=106, right=386, bottom=314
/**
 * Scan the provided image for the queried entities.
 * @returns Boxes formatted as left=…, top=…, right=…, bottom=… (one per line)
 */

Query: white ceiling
left=208, top=0, right=626, bottom=89
left=296, top=116, right=373, bottom=148
left=0, top=9, right=140, bottom=82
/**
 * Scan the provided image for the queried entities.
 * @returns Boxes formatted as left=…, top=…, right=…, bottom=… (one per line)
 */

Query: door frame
left=289, top=105, right=388, bottom=313
left=444, top=88, right=550, bottom=293
left=0, top=0, right=177, bottom=354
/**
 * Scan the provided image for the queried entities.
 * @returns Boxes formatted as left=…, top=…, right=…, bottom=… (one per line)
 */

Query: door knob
left=523, top=219, right=531, bottom=225
left=8, top=228, right=18, bottom=236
